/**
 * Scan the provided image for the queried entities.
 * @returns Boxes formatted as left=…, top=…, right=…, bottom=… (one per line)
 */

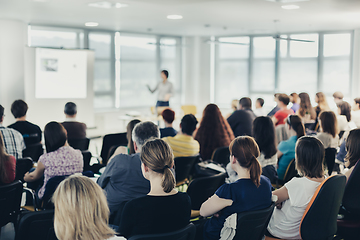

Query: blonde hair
left=52, top=175, right=116, bottom=240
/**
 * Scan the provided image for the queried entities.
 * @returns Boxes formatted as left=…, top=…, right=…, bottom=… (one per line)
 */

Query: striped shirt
left=162, top=134, right=199, bottom=158
left=0, top=124, right=25, bottom=159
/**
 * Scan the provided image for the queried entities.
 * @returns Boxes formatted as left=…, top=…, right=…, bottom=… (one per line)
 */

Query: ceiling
left=1, top=0, right=360, bottom=36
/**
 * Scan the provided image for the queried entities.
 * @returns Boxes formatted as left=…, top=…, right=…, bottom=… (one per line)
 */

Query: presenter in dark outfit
left=147, top=70, right=174, bottom=107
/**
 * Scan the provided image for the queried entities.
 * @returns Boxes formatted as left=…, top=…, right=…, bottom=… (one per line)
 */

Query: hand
left=276, top=202, right=283, bottom=209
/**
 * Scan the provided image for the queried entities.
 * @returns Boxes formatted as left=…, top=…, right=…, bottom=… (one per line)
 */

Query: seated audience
left=316, top=111, right=339, bottom=149
left=337, top=101, right=357, bottom=134
left=0, top=132, right=16, bottom=185
left=351, top=98, right=360, bottom=128
left=8, top=99, right=42, bottom=146
left=333, top=91, right=344, bottom=108
left=196, top=104, right=234, bottom=160
left=267, top=93, right=280, bottom=117
left=24, top=121, right=83, bottom=199
left=163, top=114, right=199, bottom=158
left=289, top=93, right=300, bottom=113
left=201, top=136, right=272, bottom=240
left=344, top=129, right=360, bottom=180
left=97, top=121, right=159, bottom=215
left=297, top=92, right=316, bottom=123
left=53, top=175, right=123, bottom=240
left=226, top=99, right=239, bottom=118
left=277, top=115, right=305, bottom=180
left=272, top=94, right=294, bottom=126
left=61, top=102, right=87, bottom=139
left=227, top=97, right=256, bottom=137
left=119, top=139, right=191, bottom=238
left=0, top=105, right=25, bottom=159
left=267, top=136, right=325, bottom=240
left=314, top=92, right=330, bottom=130
left=253, top=98, right=266, bottom=117
left=160, top=108, right=177, bottom=138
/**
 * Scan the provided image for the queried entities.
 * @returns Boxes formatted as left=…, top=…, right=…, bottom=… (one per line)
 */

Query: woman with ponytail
left=119, top=138, right=191, bottom=239
left=200, top=136, right=272, bottom=240
left=277, top=115, right=305, bottom=180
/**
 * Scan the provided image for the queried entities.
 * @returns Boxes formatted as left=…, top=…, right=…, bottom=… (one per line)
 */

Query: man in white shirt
left=351, top=98, right=360, bottom=128
left=147, top=70, right=174, bottom=107
left=253, top=98, right=266, bottom=117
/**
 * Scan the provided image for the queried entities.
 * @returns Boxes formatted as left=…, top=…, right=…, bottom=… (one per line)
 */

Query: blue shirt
left=160, top=127, right=177, bottom=138
left=277, top=136, right=297, bottom=180
left=291, top=103, right=300, bottom=113
left=203, top=176, right=272, bottom=240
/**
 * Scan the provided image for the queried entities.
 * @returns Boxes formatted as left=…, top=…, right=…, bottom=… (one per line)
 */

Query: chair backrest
left=324, top=148, right=337, bottom=176
left=342, top=161, right=360, bottom=216
left=181, top=105, right=197, bottom=115
left=0, top=180, right=23, bottom=227
left=283, top=159, right=298, bottom=183
left=100, top=132, right=127, bottom=165
left=81, top=150, right=92, bottom=172
left=15, top=210, right=57, bottom=240
left=174, top=155, right=199, bottom=183
left=15, top=157, right=34, bottom=182
left=211, top=146, right=230, bottom=166
left=233, top=203, right=275, bottom=240
left=68, top=138, right=90, bottom=151
left=40, top=176, right=68, bottom=210
left=187, top=173, right=226, bottom=210
left=128, top=223, right=196, bottom=240
left=22, top=143, right=44, bottom=162
left=300, top=175, right=346, bottom=240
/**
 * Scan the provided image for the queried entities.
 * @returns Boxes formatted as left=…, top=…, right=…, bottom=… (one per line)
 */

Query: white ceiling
left=1, top=0, right=360, bottom=36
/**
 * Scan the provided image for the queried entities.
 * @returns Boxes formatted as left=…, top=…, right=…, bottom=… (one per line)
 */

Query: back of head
left=229, top=136, right=261, bottom=187
left=162, top=109, right=175, bottom=124
left=132, top=121, right=160, bottom=151
left=345, top=129, right=360, bottom=169
left=299, top=92, right=315, bottom=117
left=64, top=102, right=77, bottom=116
left=319, top=111, right=338, bottom=138
left=53, top=175, right=115, bottom=240
left=316, top=92, right=328, bottom=107
left=257, top=98, right=264, bottom=107
left=295, top=136, right=324, bottom=178
left=127, top=119, right=141, bottom=154
left=354, top=97, right=360, bottom=106
left=290, top=93, right=298, bottom=103
left=161, top=70, right=169, bottom=79
left=278, top=94, right=290, bottom=106
left=338, top=101, right=351, bottom=122
left=0, top=105, right=4, bottom=121
left=44, top=122, right=67, bottom=153
left=141, top=139, right=175, bottom=193
left=253, top=116, right=277, bottom=159
left=181, top=114, right=198, bottom=136
left=11, top=100, right=28, bottom=119
left=239, top=97, right=252, bottom=109
left=287, top=115, right=305, bottom=139
left=333, top=91, right=344, bottom=100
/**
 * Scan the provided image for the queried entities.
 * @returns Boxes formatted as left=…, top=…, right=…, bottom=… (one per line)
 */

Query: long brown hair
left=287, top=115, right=305, bottom=139
left=345, top=129, right=360, bottom=169
left=338, top=101, right=352, bottom=122
left=127, top=119, right=141, bottom=154
left=319, top=111, right=338, bottom=138
left=141, top=139, right=175, bottom=193
left=0, top=132, right=11, bottom=184
left=195, top=104, right=235, bottom=160
left=229, top=136, right=262, bottom=187
left=299, top=92, right=316, bottom=120
left=315, top=92, right=330, bottom=112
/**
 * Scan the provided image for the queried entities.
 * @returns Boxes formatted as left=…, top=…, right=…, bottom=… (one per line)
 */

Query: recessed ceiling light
left=85, top=22, right=99, bottom=27
left=88, top=1, right=128, bottom=9
left=167, top=15, right=183, bottom=20
left=281, top=4, right=300, bottom=9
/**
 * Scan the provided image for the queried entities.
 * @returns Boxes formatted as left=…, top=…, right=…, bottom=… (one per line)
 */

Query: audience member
left=201, top=136, right=272, bottom=240
left=196, top=104, right=234, bottom=160
left=163, top=114, right=199, bottom=158
left=289, top=93, right=300, bottom=113
left=53, top=175, right=123, bottom=240
left=313, top=92, right=330, bottom=131
left=227, top=97, right=256, bottom=137
left=267, top=136, right=325, bottom=240
left=0, top=132, right=16, bottom=185
left=267, top=94, right=280, bottom=117
left=344, top=129, right=360, bottom=180
left=316, top=111, right=339, bottom=149
left=8, top=99, right=42, bottom=146
left=333, top=91, right=344, bottom=107
left=24, top=121, right=83, bottom=199
left=61, top=102, right=87, bottom=139
left=160, top=108, right=177, bottom=138
left=272, top=94, right=294, bottom=126
left=253, top=98, right=266, bottom=117
left=147, top=70, right=174, bottom=108
left=119, top=139, right=191, bottom=238
left=277, top=115, right=305, bottom=180
left=297, top=92, right=316, bottom=123
left=337, top=101, right=356, bottom=133
left=351, top=98, right=360, bottom=128
left=0, top=104, right=25, bottom=159
left=97, top=121, right=159, bottom=215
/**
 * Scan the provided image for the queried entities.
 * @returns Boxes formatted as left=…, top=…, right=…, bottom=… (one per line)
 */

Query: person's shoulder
left=260, top=175, right=272, bottom=187
left=7, top=127, right=23, bottom=137
left=7, top=122, right=17, bottom=128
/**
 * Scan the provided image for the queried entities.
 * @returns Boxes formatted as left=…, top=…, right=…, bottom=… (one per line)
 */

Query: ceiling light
left=85, top=22, right=99, bottom=27
left=167, top=15, right=183, bottom=20
left=266, top=0, right=308, bottom=2
left=88, top=1, right=128, bottom=9
left=281, top=4, right=300, bottom=9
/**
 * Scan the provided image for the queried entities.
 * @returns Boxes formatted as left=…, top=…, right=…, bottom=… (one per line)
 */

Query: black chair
left=325, top=148, right=337, bottom=176
left=81, top=150, right=92, bottom=172
left=276, top=159, right=298, bottom=188
left=262, top=165, right=278, bottom=184
left=100, top=132, right=127, bottom=165
left=0, top=180, right=23, bottom=231
left=15, top=210, right=57, bottom=240
left=37, top=175, right=68, bottom=210
left=22, top=143, right=43, bottom=162
left=174, top=155, right=199, bottom=186
left=128, top=223, right=196, bottom=240
left=68, top=138, right=90, bottom=151
left=211, top=146, right=230, bottom=166
left=233, top=203, right=275, bottom=240
left=15, top=157, right=34, bottom=182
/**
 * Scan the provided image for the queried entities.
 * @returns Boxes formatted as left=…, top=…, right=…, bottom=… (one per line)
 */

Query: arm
left=200, top=194, right=233, bottom=217
left=164, top=82, right=174, bottom=101
left=272, top=116, right=279, bottom=125
left=277, top=150, right=283, bottom=159
left=97, top=158, right=117, bottom=188
left=272, top=186, right=289, bottom=209
left=147, top=82, right=159, bottom=93
left=24, top=161, right=45, bottom=182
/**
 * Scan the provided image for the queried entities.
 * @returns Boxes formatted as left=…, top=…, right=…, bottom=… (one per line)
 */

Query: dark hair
left=333, top=91, right=344, bottom=100
left=290, top=93, right=298, bottom=104
left=11, top=100, right=28, bottom=118
left=257, top=98, right=264, bottom=107
left=239, top=97, right=252, bottom=109
left=354, top=98, right=360, bottom=106
left=229, top=136, right=261, bottom=187
left=295, top=136, right=324, bottom=178
left=44, top=122, right=67, bottom=153
left=253, top=117, right=277, bottom=159
left=338, top=101, right=351, bottom=122
left=127, top=119, right=141, bottom=155
left=141, top=139, right=175, bottom=193
left=162, top=109, right=175, bottom=124
left=161, top=70, right=169, bottom=79
left=0, top=105, right=4, bottom=118
left=345, top=129, right=360, bottom=169
left=319, top=111, right=338, bottom=138
left=287, top=115, right=305, bottom=139
left=132, top=121, right=160, bottom=149
left=298, top=92, right=316, bottom=120
left=180, top=114, right=198, bottom=136
left=278, top=94, right=290, bottom=106
left=64, top=102, right=77, bottom=116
